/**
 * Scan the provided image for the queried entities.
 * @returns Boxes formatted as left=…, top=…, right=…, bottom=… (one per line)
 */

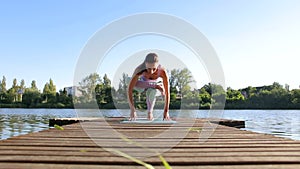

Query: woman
left=127, top=53, right=170, bottom=121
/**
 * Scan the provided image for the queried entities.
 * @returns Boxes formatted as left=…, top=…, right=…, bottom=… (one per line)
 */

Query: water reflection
left=0, top=114, right=48, bottom=139
left=225, top=110, right=300, bottom=140
left=0, top=108, right=76, bottom=140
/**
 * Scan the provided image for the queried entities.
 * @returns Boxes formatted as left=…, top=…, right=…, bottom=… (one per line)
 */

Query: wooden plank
left=1, top=163, right=300, bottom=169
left=2, top=145, right=300, bottom=153
left=1, top=149, right=300, bottom=157
left=1, top=155, right=300, bottom=165
left=4, top=138, right=297, bottom=145
left=1, top=118, right=300, bottom=168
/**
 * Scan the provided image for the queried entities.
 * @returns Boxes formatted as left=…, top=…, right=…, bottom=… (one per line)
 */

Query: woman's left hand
left=163, top=112, right=171, bottom=121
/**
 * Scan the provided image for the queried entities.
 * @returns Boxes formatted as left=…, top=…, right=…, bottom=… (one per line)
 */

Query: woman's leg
left=146, top=88, right=159, bottom=120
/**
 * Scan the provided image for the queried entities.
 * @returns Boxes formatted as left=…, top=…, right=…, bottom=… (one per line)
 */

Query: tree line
left=0, top=76, right=72, bottom=108
left=1, top=69, right=300, bottom=109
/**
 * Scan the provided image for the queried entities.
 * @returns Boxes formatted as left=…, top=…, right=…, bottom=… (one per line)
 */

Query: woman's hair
left=133, top=53, right=159, bottom=76
left=144, top=53, right=158, bottom=63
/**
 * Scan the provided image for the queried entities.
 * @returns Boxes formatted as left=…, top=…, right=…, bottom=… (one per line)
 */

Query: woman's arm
left=160, top=69, right=170, bottom=120
left=127, top=74, right=139, bottom=120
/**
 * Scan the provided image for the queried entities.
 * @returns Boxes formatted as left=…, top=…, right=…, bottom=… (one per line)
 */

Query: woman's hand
left=155, top=84, right=165, bottom=96
left=129, top=110, right=137, bottom=121
left=163, top=112, right=171, bottom=121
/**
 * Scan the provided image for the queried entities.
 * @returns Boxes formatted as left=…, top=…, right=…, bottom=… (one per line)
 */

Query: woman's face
left=145, top=62, right=158, bottom=74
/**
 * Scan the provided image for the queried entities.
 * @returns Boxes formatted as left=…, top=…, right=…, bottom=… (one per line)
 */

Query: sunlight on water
left=218, top=110, right=300, bottom=141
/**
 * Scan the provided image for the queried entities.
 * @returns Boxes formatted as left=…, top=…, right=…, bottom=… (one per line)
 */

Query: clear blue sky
left=1, top=0, right=300, bottom=91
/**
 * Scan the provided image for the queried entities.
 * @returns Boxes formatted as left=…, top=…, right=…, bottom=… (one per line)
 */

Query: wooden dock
left=1, top=118, right=300, bottom=169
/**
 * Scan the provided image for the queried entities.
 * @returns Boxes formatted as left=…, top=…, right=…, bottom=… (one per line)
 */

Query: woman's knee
left=146, top=88, right=158, bottom=100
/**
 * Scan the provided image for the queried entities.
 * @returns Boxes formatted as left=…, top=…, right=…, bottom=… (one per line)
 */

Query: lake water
left=0, top=109, right=300, bottom=140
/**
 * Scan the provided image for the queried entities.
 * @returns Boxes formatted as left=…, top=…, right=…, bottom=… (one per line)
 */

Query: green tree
left=49, top=79, right=56, bottom=94
left=43, top=83, right=50, bottom=103
left=16, top=79, right=25, bottom=102
left=7, top=78, right=18, bottom=102
left=22, top=88, right=41, bottom=107
left=0, top=76, right=7, bottom=102
left=95, top=83, right=104, bottom=104
left=20, top=79, right=25, bottom=89
left=0, top=76, right=7, bottom=92
left=225, top=87, right=245, bottom=109
left=169, top=68, right=194, bottom=96
left=202, top=83, right=225, bottom=108
left=226, top=87, right=245, bottom=102
left=12, top=78, right=17, bottom=89
left=56, top=88, right=72, bottom=107
left=102, top=74, right=114, bottom=103
left=240, top=86, right=257, bottom=99
left=78, top=73, right=101, bottom=103
left=198, top=87, right=211, bottom=108
left=291, top=89, right=300, bottom=107
left=246, top=82, right=290, bottom=109
left=30, top=80, right=39, bottom=91
left=267, top=85, right=290, bottom=108
left=117, top=73, right=130, bottom=100
left=181, top=89, right=199, bottom=109
left=43, top=79, right=57, bottom=103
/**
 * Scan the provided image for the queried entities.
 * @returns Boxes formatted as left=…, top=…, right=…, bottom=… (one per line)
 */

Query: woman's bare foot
left=148, top=112, right=154, bottom=121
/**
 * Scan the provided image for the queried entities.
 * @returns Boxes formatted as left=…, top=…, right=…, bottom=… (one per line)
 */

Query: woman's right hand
left=155, top=84, right=165, bottom=96
left=129, top=110, right=137, bottom=121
